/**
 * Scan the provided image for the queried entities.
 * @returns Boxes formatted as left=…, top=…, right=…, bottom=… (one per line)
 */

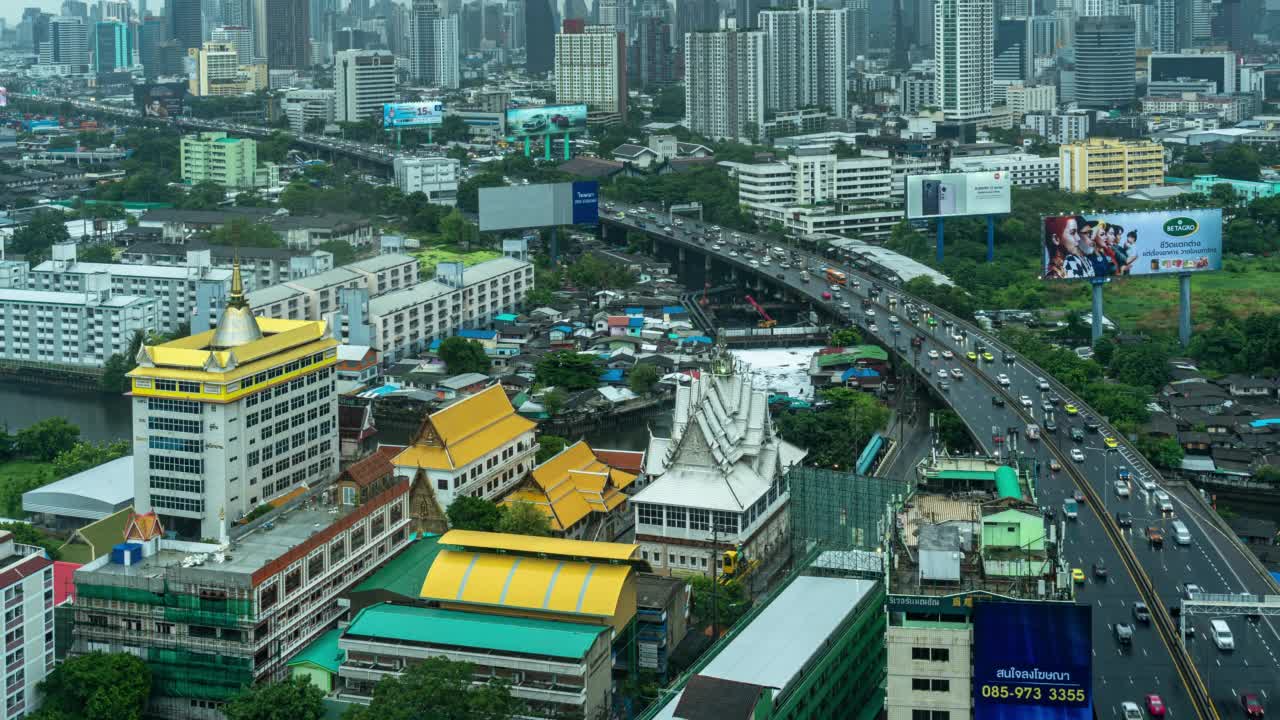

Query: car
left=1084, top=416, right=1102, bottom=432
left=950, top=368, right=964, bottom=379
left=1117, top=511, right=1134, bottom=527
left=864, top=308, right=876, bottom=317
left=1045, top=418, right=1058, bottom=433
left=1064, top=404, right=1079, bottom=415
left=1242, top=693, right=1265, bottom=718
left=1154, top=490, right=1173, bottom=513
left=1115, top=623, right=1135, bottom=645
left=1137, top=475, right=1158, bottom=492
left=1020, top=395, right=1033, bottom=408
left=996, top=374, right=1011, bottom=386
left=1048, top=393, right=1062, bottom=405
left=1093, top=559, right=1108, bottom=577
left=1003, top=352, right=1015, bottom=363
left=1071, top=426, right=1085, bottom=442
left=939, top=380, right=950, bottom=392
left=1104, top=436, right=1119, bottom=449
left=937, top=369, right=949, bottom=379
left=966, top=351, right=978, bottom=362
left=1121, top=702, right=1143, bottom=720
left=1115, top=481, right=1130, bottom=498
left=869, top=323, right=878, bottom=333
left=991, top=394, right=1007, bottom=407
left=1183, top=583, right=1203, bottom=599
left=840, top=301, right=851, bottom=310
left=1134, top=603, right=1151, bottom=623
left=1070, top=448, right=1085, bottom=462
left=941, top=350, right=954, bottom=359
left=1148, top=526, right=1164, bottom=547
left=982, top=352, right=994, bottom=362
left=750, top=260, right=759, bottom=267
left=952, top=333, right=964, bottom=343
left=1072, top=568, right=1085, bottom=583
left=1049, top=459, right=1061, bottom=472
left=1042, top=401, right=1054, bottom=414
left=928, top=349, right=939, bottom=359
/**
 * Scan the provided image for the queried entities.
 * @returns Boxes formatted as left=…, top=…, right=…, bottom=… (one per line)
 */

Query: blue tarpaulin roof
left=624, top=307, right=643, bottom=315
left=600, top=369, right=624, bottom=383
left=429, top=339, right=442, bottom=351
left=1249, top=418, right=1280, bottom=428
left=458, top=329, right=497, bottom=340
left=662, top=305, right=686, bottom=314
left=551, top=325, right=573, bottom=333
left=628, top=317, right=644, bottom=327
left=841, top=368, right=881, bottom=381
left=683, top=336, right=713, bottom=344
left=494, top=313, right=518, bottom=322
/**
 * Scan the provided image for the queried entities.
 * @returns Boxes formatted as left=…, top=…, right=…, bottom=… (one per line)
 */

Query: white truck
left=1063, top=498, right=1078, bottom=520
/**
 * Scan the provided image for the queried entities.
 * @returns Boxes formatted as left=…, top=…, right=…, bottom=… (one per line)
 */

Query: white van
left=1211, top=619, right=1234, bottom=650
left=1172, top=520, right=1192, bottom=545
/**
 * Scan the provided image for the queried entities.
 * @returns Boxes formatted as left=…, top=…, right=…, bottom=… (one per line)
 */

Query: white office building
left=555, top=25, right=628, bottom=120
left=935, top=0, right=994, bottom=122
left=409, top=0, right=460, bottom=89
left=684, top=30, right=767, bottom=142
left=393, top=156, right=460, bottom=206
left=0, top=531, right=55, bottom=719
left=247, top=253, right=420, bottom=322
left=760, top=0, right=848, bottom=118
left=29, top=244, right=231, bottom=335
left=212, top=25, right=254, bottom=63
left=0, top=286, right=159, bottom=368
left=1023, top=111, right=1091, bottom=143
left=283, top=88, right=336, bottom=132
left=950, top=152, right=1061, bottom=186
left=1006, top=83, right=1058, bottom=115
left=335, top=50, right=397, bottom=123
left=722, top=145, right=894, bottom=211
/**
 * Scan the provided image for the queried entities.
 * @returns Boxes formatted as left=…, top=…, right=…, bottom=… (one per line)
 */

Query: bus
left=825, top=268, right=847, bottom=285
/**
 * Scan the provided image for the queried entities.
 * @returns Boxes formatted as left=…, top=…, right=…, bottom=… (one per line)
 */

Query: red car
left=1242, top=693, right=1265, bottom=718
left=1145, top=694, right=1166, bottom=718
left=550, top=113, right=571, bottom=128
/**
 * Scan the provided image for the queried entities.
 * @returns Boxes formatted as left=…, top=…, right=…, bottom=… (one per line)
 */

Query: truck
left=1026, top=424, right=1040, bottom=441
left=1063, top=498, right=1078, bottom=520
left=825, top=268, right=847, bottom=285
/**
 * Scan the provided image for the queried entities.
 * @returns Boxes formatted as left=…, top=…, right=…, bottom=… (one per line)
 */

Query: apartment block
left=683, top=30, right=766, bottom=142
left=1005, top=83, right=1057, bottom=116
left=247, top=253, right=420, bottom=322
left=722, top=145, right=894, bottom=212
left=555, top=24, right=627, bottom=121
left=282, top=89, right=336, bottom=132
left=1023, top=112, right=1091, bottom=144
left=180, top=132, right=272, bottom=190
left=335, top=50, right=397, bottom=124
left=1059, top=137, right=1165, bottom=194
left=0, top=532, right=55, bottom=720
left=0, top=287, right=159, bottom=368
left=120, top=243, right=335, bottom=292
left=392, top=157, right=459, bottom=206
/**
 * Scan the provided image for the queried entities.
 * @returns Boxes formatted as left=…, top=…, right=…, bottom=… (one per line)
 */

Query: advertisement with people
left=382, top=101, right=444, bottom=128
left=973, top=602, right=1093, bottom=720
left=906, top=172, right=1012, bottom=219
left=1041, top=209, right=1222, bottom=280
left=504, top=104, right=588, bottom=139
left=133, top=82, right=187, bottom=118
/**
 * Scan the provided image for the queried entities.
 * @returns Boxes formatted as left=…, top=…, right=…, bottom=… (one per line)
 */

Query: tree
left=51, top=440, right=130, bottom=479
left=1138, top=434, right=1184, bottom=469
left=446, top=145, right=469, bottom=166
left=204, top=218, right=283, bottom=248
left=1254, top=465, right=1280, bottom=485
left=316, top=239, right=357, bottom=265
left=101, top=330, right=144, bottom=393
left=224, top=677, right=325, bottom=720
left=689, top=575, right=750, bottom=631
left=540, top=388, right=567, bottom=417
left=1209, top=182, right=1240, bottom=207
left=342, top=657, right=521, bottom=720
left=32, top=652, right=151, bottom=720
left=1209, top=144, right=1261, bottom=182
left=935, top=410, right=976, bottom=453
left=437, top=336, right=491, bottom=375
left=457, top=172, right=506, bottom=213
left=78, top=243, right=115, bottom=262
left=535, top=351, right=600, bottom=390
left=440, top=208, right=477, bottom=249
left=10, top=209, right=70, bottom=264
left=180, top=180, right=228, bottom=210
left=1108, top=342, right=1171, bottom=390
left=775, top=388, right=890, bottom=469
left=496, top=501, right=552, bottom=537
left=829, top=327, right=862, bottom=347
left=629, top=364, right=660, bottom=395
left=536, top=435, right=568, bottom=463
left=0, top=522, right=60, bottom=560
left=16, top=417, right=80, bottom=462
left=446, top=496, right=502, bottom=531
left=304, top=117, right=327, bottom=134
left=436, top=114, right=471, bottom=143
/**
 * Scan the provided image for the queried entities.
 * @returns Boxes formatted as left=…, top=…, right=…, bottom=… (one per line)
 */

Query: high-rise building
left=1191, top=0, right=1211, bottom=44
left=524, top=0, right=555, bottom=72
left=684, top=30, right=766, bottom=142
left=760, top=0, right=849, bottom=118
left=335, top=49, right=397, bottom=122
left=633, top=15, right=673, bottom=86
left=1059, top=137, right=1163, bottom=193
left=598, top=0, right=628, bottom=29
left=219, top=0, right=251, bottom=25
left=165, top=0, right=201, bottom=49
left=845, top=0, right=870, bottom=60
left=0, top=532, right=55, bottom=717
left=994, top=16, right=1031, bottom=85
left=264, top=0, right=310, bottom=69
left=935, top=0, right=993, bottom=122
left=409, top=0, right=460, bottom=88
left=1122, top=1, right=1156, bottom=46
left=188, top=41, right=242, bottom=94
left=138, top=14, right=167, bottom=75
left=1218, top=0, right=1262, bottom=52
left=102, top=0, right=131, bottom=21
left=1073, top=15, right=1135, bottom=109
left=735, top=0, right=766, bottom=28
left=555, top=23, right=628, bottom=120
left=212, top=24, right=254, bottom=62
left=673, top=0, right=717, bottom=50
left=282, top=88, right=336, bottom=131
left=181, top=131, right=262, bottom=188
left=1076, top=0, right=1118, bottom=15
left=1155, top=0, right=1191, bottom=51
left=94, top=19, right=130, bottom=71
left=41, top=16, right=90, bottom=69
left=1030, top=12, right=1056, bottom=53
left=62, top=0, right=88, bottom=16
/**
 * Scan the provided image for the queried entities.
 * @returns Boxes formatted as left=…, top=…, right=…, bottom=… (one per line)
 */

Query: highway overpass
left=602, top=203, right=1280, bottom=720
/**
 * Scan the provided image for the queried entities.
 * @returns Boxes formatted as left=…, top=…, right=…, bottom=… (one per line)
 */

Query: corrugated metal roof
left=288, top=629, right=343, bottom=673
left=352, top=534, right=442, bottom=597
left=419, top=549, right=631, bottom=619
left=435, top=529, right=639, bottom=561
left=935, top=469, right=996, bottom=481
left=343, top=604, right=605, bottom=660
left=994, top=465, right=1021, bottom=500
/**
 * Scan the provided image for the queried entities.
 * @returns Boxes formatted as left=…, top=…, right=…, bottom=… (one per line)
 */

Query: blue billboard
left=973, top=602, right=1092, bottom=720
left=571, top=181, right=599, bottom=225
left=383, top=101, right=444, bottom=128
left=504, top=104, right=588, bottom=139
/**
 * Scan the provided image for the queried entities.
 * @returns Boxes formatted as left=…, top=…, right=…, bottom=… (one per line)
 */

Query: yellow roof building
left=502, top=440, right=637, bottom=534
left=394, top=385, right=538, bottom=473
left=420, top=530, right=640, bottom=632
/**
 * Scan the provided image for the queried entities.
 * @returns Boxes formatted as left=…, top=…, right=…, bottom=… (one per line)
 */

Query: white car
left=1115, top=481, right=1130, bottom=498
left=1070, top=448, right=1085, bottom=462
left=950, top=368, right=963, bottom=379
left=1020, top=395, right=1033, bottom=408
left=996, top=374, right=1010, bottom=386
left=952, top=333, right=964, bottom=343
left=1137, top=476, right=1158, bottom=492
left=840, top=301, right=851, bottom=310
left=868, top=323, right=878, bottom=333
left=937, top=369, right=949, bottom=379
left=864, top=308, right=876, bottom=318
left=830, top=284, right=841, bottom=292
left=1121, top=702, right=1143, bottom=720
left=928, top=350, right=939, bottom=359
left=941, top=350, right=954, bottom=359
left=1154, top=490, right=1173, bottom=513
left=750, top=260, right=759, bottom=267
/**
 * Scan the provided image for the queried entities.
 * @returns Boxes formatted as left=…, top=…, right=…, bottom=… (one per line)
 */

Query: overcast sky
left=2, top=0, right=70, bottom=26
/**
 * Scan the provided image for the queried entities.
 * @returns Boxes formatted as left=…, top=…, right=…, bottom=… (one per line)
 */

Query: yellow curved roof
left=420, top=548, right=632, bottom=619
left=499, top=441, right=637, bottom=531
left=437, top=529, right=639, bottom=562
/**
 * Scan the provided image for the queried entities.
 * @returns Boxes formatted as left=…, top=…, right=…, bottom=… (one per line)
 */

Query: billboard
left=504, top=104, right=588, bottom=139
left=479, top=181, right=599, bottom=231
left=383, top=101, right=444, bottom=128
left=1041, top=208, right=1222, bottom=280
left=0, top=87, right=7, bottom=108
left=973, top=601, right=1092, bottom=720
left=133, top=82, right=187, bottom=118
left=906, top=172, right=1012, bottom=219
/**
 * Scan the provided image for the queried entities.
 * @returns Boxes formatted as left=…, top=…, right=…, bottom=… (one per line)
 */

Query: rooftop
left=366, top=280, right=454, bottom=317
left=288, top=629, right=343, bottom=674
left=31, top=258, right=233, bottom=282
left=22, top=455, right=133, bottom=520
left=460, top=256, right=529, bottom=284
left=131, top=316, right=336, bottom=383
left=0, top=288, right=150, bottom=308
left=351, top=533, right=442, bottom=598
left=393, top=385, right=536, bottom=471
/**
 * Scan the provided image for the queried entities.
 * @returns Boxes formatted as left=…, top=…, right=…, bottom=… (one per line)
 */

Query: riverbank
left=0, top=382, right=132, bottom=443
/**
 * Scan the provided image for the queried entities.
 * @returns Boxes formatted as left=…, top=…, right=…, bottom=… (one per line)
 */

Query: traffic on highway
left=604, top=200, right=1280, bottom=720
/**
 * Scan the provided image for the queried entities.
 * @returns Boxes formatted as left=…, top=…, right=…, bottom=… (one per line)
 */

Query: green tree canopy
left=16, top=417, right=80, bottom=461
left=77, top=243, right=115, bottom=262
left=51, top=440, right=130, bottom=479
left=446, top=496, right=502, bottom=531
left=224, top=677, right=325, bottom=720
left=540, top=388, right=567, bottom=417
left=775, top=388, right=890, bottom=470
left=1138, top=434, right=1184, bottom=469
left=536, top=435, right=568, bottom=463
left=204, top=217, right=283, bottom=248
left=535, top=351, right=600, bottom=390
left=437, top=336, right=491, bottom=375
left=341, top=657, right=521, bottom=720
left=628, top=364, right=660, bottom=395
left=180, top=180, right=228, bottom=210
left=316, top=239, right=357, bottom=265
left=1209, top=143, right=1261, bottom=182
left=31, top=652, right=151, bottom=720
left=10, top=209, right=70, bottom=264
left=495, top=501, right=552, bottom=537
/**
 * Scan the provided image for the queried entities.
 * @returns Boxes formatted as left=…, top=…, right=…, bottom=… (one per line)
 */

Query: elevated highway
left=602, top=203, right=1280, bottom=720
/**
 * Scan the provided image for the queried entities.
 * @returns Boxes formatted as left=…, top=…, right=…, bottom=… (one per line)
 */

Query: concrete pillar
left=1178, top=272, right=1192, bottom=346
left=1090, top=278, right=1106, bottom=345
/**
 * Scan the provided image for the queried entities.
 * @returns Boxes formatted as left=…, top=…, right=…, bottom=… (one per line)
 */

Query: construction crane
left=745, top=295, right=776, bottom=329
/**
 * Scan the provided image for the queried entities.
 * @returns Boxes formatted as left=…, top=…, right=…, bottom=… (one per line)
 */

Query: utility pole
left=710, top=524, right=720, bottom=641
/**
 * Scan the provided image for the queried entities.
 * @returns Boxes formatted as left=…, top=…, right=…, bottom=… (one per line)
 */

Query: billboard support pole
left=523, top=137, right=531, bottom=158
left=986, top=215, right=995, bottom=262
left=935, top=219, right=944, bottom=264
left=544, top=135, right=551, bottom=161
left=1090, top=278, right=1106, bottom=345
left=564, top=131, right=571, bottom=160
left=1178, top=272, right=1192, bottom=346
left=549, top=226, right=559, bottom=265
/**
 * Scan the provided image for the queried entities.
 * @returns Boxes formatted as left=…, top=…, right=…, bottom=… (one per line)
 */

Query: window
left=711, top=510, right=738, bottom=534
left=667, top=506, right=687, bottom=529
left=342, top=486, right=356, bottom=505
left=149, top=456, right=203, bottom=474
left=147, top=398, right=200, bottom=414
left=260, top=583, right=278, bottom=610
left=689, top=508, right=710, bottom=531
left=148, top=417, right=202, bottom=434
left=637, top=503, right=663, bottom=526
left=150, top=476, right=203, bottom=494
left=912, top=647, right=950, bottom=662
left=912, top=712, right=950, bottom=720
left=151, top=495, right=204, bottom=513
left=912, top=679, right=950, bottom=692
left=149, top=436, right=202, bottom=453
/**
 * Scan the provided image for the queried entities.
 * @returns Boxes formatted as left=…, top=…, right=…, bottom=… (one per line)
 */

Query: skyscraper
left=845, top=0, right=869, bottom=60
left=759, top=0, right=848, bottom=118
left=264, top=0, right=309, bottom=68
left=735, top=0, right=765, bottom=28
left=684, top=29, right=766, bottom=141
left=335, top=49, right=397, bottom=122
left=995, top=16, right=1031, bottom=82
left=1073, top=15, right=1135, bottom=108
left=94, top=19, right=130, bottom=71
left=524, top=0, right=555, bottom=72
left=212, top=24, right=254, bottom=62
left=1155, top=0, right=1191, bottom=51
left=935, top=0, right=993, bottom=122
left=633, top=15, right=673, bottom=86
left=138, top=14, right=167, bottom=75
left=409, top=0, right=460, bottom=88
left=41, top=16, right=90, bottom=68
left=164, top=0, right=201, bottom=50
left=673, top=0, right=717, bottom=50
left=598, top=0, right=628, bottom=30
left=555, top=24, right=628, bottom=120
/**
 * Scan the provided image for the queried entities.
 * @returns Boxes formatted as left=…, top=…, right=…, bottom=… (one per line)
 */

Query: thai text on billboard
left=479, top=181, right=599, bottom=231
left=504, top=104, right=588, bottom=139
left=973, top=601, right=1093, bottom=720
left=906, top=172, right=1013, bottom=219
left=1041, top=208, right=1222, bottom=280
left=383, top=101, right=444, bottom=128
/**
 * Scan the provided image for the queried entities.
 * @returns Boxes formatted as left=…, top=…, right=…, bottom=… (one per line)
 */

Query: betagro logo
left=1163, top=217, right=1199, bottom=236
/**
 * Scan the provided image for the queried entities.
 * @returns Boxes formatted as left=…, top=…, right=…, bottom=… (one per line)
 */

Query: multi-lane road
left=602, top=202, right=1280, bottom=720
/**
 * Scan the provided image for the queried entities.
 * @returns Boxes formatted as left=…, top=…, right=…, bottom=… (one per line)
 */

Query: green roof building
left=288, top=629, right=343, bottom=693
left=180, top=131, right=275, bottom=190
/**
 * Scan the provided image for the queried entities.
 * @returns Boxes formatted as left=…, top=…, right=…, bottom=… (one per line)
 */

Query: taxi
left=1072, top=568, right=1085, bottom=584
